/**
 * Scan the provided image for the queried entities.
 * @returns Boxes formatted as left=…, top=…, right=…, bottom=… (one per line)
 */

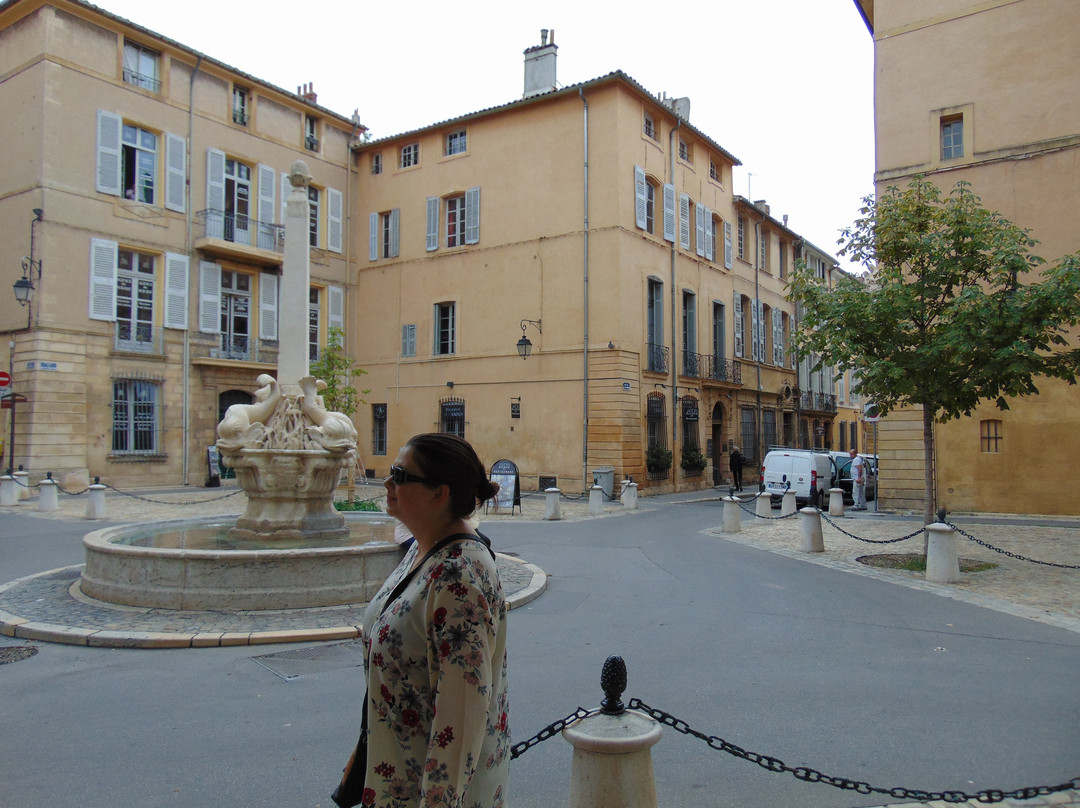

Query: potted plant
left=680, top=446, right=708, bottom=473
left=646, top=445, right=673, bottom=474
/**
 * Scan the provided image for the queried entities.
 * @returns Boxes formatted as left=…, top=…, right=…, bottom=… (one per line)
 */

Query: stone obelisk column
left=278, top=160, right=312, bottom=396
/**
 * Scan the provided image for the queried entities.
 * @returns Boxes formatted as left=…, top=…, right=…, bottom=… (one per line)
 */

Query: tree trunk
left=922, top=405, right=936, bottom=530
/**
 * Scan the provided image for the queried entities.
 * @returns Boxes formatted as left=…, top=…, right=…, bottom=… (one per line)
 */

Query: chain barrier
left=731, top=493, right=800, bottom=521
left=509, top=707, right=593, bottom=760
left=947, top=521, right=1080, bottom=570
left=819, top=510, right=926, bottom=545
left=626, top=698, right=1080, bottom=804
left=100, top=483, right=245, bottom=505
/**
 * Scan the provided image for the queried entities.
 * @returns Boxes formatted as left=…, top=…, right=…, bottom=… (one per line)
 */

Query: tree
left=789, top=176, right=1080, bottom=525
left=309, top=327, right=369, bottom=417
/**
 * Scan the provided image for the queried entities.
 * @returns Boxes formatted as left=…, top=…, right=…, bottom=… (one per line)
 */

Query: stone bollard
left=780, top=488, right=797, bottom=517
left=755, top=491, right=772, bottom=518
left=14, top=469, right=30, bottom=500
left=589, top=484, right=604, bottom=516
left=563, top=657, right=662, bottom=808
left=925, top=521, right=961, bottom=583
left=620, top=480, right=638, bottom=510
left=37, top=476, right=59, bottom=512
left=86, top=480, right=107, bottom=520
left=799, top=507, right=825, bottom=553
left=544, top=487, right=562, bottom=521
left=0, top=475, right=18, bottom=507
left=828, top=488, right=846, bottom=517
left=722, top=496, right=741, bottom=533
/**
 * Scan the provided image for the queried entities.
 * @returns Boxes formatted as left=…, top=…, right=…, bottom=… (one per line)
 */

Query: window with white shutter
left=89, top=238, right=118, bottom=321
left=464, top=186, right=480, bottom=244
left=328, top=285, right=344, bottom=333
left=257, top=164, right=277, bottom=250
left=96, top=110, right=123, bottom=196
left=199, top=260, right=221, bottom=333
left=733, top=292, right=744, bottom=359
left=163, top=252, right=188, bottom=330
left=724, top=221, right=733, bottom=269
left=205, top=148, right=226, bottom=238
left=165, top=133, right=186, bottom=213
left=327, top=188, right=343, bottom=253
left=680, top=195, right=691, bottom=251
left=634, top=165, right=648, bottom=230
left=401, top=324, right=417, bottom=357
left=694, top=202, right=706, bottom=257
left=426, top=197, right=440, bottom=251
left=663, top=184, right=676, bottom=243
left=258, top=273, right=278, bottom=341
left=750, top=299, right=759, bottom=361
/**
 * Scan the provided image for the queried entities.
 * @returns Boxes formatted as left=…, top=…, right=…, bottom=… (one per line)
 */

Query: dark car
left=829, top=452, right=877, bottom=503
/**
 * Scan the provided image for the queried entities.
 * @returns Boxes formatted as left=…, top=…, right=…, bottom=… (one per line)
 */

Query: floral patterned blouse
left=361, top=534, right=510, bottom=808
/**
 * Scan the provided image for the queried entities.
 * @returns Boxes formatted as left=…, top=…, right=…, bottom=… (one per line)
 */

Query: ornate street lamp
left=517, top=318, right=542, bottom=360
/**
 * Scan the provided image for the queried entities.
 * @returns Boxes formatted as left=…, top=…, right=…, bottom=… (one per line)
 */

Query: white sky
left=91, top=0, right=876, bottom=271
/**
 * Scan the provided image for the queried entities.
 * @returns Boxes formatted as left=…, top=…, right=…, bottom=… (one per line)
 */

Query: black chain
left=510, top=707, right=593, bottom=760
left=101, top=483, right=245, bottom=505
left=731, top=495, right=800, bottom=520
left=819, top=511, right=926, bottom=544
left=948, top=522, right=1080, bottom=570
left=627, top=698, right=1080, bottom=803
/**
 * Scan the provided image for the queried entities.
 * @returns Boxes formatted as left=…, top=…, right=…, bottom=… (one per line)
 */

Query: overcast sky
left=92, top=0, right=876, bottom=271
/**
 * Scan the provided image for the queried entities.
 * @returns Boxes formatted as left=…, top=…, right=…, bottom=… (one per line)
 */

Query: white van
left=761, top=450, right=836, bottom=508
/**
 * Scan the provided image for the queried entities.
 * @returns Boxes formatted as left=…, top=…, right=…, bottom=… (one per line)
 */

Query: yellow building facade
left=0, top=0, right=358, bottom=488
left=854, top=0, right=1080, bottom=515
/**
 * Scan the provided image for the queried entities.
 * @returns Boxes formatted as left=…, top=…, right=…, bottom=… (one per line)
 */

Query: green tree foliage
left=309, top=327, right=369, bottom=416
left=789, top=177, right=1080, bottom=522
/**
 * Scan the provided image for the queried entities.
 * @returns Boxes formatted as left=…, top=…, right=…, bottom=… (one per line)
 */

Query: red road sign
left=0, top=371, right=10, bottom=387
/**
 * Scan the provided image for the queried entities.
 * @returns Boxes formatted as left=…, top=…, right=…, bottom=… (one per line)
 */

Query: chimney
left=657, top=92, right=691, bottom=121
left=523, top=28, right=558, bottom=98
left=754, top=199, right=771, bottom=216
left=298, top=82, right=318, bottom=104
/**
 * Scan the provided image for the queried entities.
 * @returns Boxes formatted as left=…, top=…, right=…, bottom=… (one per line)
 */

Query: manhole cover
left=0, top=646, right=38, bottom=665
left=251, top=640, right=364, bottom=681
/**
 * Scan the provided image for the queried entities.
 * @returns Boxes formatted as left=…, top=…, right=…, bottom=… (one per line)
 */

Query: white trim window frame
left=400, top=142, right=420, bottom=168
left=445, top=129, right=467, bottom=156
left=434, top=302, right=456, bottom=356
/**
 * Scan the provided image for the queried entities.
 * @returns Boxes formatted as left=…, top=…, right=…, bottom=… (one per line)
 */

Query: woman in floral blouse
left=361, top=433, right=509, bottom=808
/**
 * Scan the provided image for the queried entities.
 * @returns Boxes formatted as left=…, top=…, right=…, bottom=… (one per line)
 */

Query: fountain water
left=80, top=161, right=402, bottom=612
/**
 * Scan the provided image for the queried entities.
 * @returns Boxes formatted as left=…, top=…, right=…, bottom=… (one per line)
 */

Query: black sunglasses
left=386, top=465, right=429, bottom=486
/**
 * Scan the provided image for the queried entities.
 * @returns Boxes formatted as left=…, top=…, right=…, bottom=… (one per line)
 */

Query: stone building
left=853, top=0, right=1080, bottom=515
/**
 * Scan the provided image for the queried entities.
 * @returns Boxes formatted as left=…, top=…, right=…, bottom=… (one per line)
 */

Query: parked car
left=761, top=449, right=837, bottom=508
left=829, top=451, right=878, bottom=503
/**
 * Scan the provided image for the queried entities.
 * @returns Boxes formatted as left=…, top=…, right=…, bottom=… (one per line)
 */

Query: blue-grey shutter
left=733, top=292, right=744, bottom=359
left=705, top=209, right=716, bottom=262
left=163, top=252, right=188, bottom=330
left=165, top=132, right=186, bottom=212
left=258, top=272, right=277, bottom=341
left=327, top=188, right=343, bottom=253
left=205, top=148, right=226, bottom=238
left=328, top=285, right=344, bottom=333
left=89, top=238, right=118, bottom=321
left=694, top=202, right=705, bottom=257
left=773, top=310, right=784, bottom=366
left=199, top=260, right=221, bottom=333
left=389, top=208, right=400, bottom=257
left=96, top=110, right=122, bottom=196
left=663, top=184, right=676, bottom=242
left=724, top=221, right=733, bottom=269
left=634, top=165, right=647, bottom=229
left=426, top=197, right=440, bottom=251
left=464, top=187, right=480, bottom=244
left=256, top=164, right=276, bottom=249
left=369, top=212, right=379, bottom=261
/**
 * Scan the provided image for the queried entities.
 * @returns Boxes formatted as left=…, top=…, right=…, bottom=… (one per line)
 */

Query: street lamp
left=14, top=209, right=44, bottom=326
left=516, top=318, right=542, bottom=360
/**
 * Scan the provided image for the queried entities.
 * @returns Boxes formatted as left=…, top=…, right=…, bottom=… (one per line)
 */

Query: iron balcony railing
left=800, top=391, right=837, bottom=413
left=114, top=323, right=163, bottom=355
left=197, top=209, right=284, bottom=252
left=647, top=343, right=669, bottom=374
left=123, top=69, right=161, bottom=93
left=682, top=350, right=704, bottom=378
left=190, top=336, right=279, bottom=364
left=702, top=355, right=742, bottom=384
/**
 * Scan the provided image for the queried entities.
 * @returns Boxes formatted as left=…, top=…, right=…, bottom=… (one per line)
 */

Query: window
left=682, top=291, right=698, bottom=376
left=678, top=138, right=691, bottom=162
left=440, top=398, right=465, bottom=438
left=434, top=302, right=456, bottom=356
left=733, top=293, right=746, bottom=359
left=758, top=228, right=768, bottom=270
left=426, top=189, right=480, bottom=250
left=709, top=160, right=720, bottom=182
left=219, top=270, right=252, bottom=359
left=308, top=186, right=320, bottom=247
left=778, top=240, right=787, bottom=279
left=370, top=209, right=400, bottom=259
left=682, top=398, right=701, bottom=462
left=309, top=288, right=320, bottom=362
left=112, top=379, right=160, bottom=454
left=400, top=143, right=419, bottom=168
left=372, top=404, right=388, bottom=455
left=122, top=41, right=160, bottom=92
left=740, top=407, right=758, bottom=464
left=839, top=421, right=848, bottom=452
left=941, top=115, right=964, bottom=160
left=737, top=216, right=746, bottom=259
left=122, top=124, right=157, bottom=204
left=232, top=87, right=249, bottom=126
left=401, top=323, right=416, bottom=357
left=371, top=153, right=382, bottom=175
left=773, top=310, right=786, bottom=366
left=224, top=158, right=251, bottom=243
left=980, top=419, right=1002, bottom=452
left=634, top=166, right=659, bottom=235
left=445, top=129, right=467, bottom=156
left=850, top=422, right=858, bottom=453
left=305, top=115, right=319, bottom=151
left=763, top=409, right=777, bottom=452
left=712, top=302, right=725, bottom=360
left=647, top=394, right=667, bottom=449
left=647, top=279, right=665, bottom=372
left=446, top=195, right=466, bottom=247
left=643, top=113, right=656, bottom=140
left=116, top=249, right=156, bottom=351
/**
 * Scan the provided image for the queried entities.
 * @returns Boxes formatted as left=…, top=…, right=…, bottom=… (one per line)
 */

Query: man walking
left=729, top=446, right=745, bottom=491
left=849, top=449, right=867, bottom=511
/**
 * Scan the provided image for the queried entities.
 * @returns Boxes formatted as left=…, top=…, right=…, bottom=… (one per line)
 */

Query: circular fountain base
left=80, top=515, right=404, bottom=611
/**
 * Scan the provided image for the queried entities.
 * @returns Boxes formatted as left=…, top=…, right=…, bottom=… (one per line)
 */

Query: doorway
left=711, top=402, right=725, bottom=486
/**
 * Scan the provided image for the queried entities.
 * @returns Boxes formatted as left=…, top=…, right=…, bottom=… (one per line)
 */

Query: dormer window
left=445, top=129, right=467, bottom=156
left=305, top=115, right=320, bottom=152
left=122, top=41, right=160, bottom=92
left=643, top=113, right=656, bottom=140
left=232, top=87, right=249, bottom=126
left=400, top=143, right=420, bottom=168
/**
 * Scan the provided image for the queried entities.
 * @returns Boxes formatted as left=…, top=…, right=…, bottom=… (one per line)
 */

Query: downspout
left=753, top=212, right=765, bottom=466
left=669, top=117, right=682, bottom=479
left=579, top=88, right=590, bottom=489
left=183, top=56, right=203, bottom=485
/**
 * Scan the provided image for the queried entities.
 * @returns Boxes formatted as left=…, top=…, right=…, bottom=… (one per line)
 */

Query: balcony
left=682, top=350, right=704, bottom=378
left=114, top=323, right=163, bottom=355
left=190, top=336, right=279, bottom=365
left=646, top=343, right=669, bottom=374
left=701, top=355, right=742, bottom=385
left=800, top=390, right=837, bottom=413
left=196, top=209, right=284, bottom=257
left=123, top=68, right=161, bottom=93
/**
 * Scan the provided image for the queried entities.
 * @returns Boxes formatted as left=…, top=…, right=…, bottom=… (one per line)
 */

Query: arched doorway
left=711, top=402, right=725, bottom=486
left=218, top=389, right=254, bottom=423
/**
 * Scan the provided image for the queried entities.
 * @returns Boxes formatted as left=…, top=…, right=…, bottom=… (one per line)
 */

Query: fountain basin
left=80, top=514, right=404, bottom=611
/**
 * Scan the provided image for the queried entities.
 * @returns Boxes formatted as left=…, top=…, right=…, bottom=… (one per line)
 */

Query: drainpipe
left=183, top=56, right=203, bottom=485
left=580, top=88, right=590, bottom=489
left=753, top=211, right=765, bottom=465
left=669, top=117, right=682, bottom=477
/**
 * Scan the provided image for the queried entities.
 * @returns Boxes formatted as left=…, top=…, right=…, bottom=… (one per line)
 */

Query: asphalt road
left=1, top=500, right=1078, bottom=808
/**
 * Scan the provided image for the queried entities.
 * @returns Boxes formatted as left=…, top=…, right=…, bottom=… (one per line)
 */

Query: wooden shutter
left=198, top=260, right=221, bottom=333
left=464, top=186, right=480, bottom=244
left=705, top=209, right=716, bottom=262
left=327, top=188, right=343, bottom=253
left=694, top=202, right=705, bottom=257
left=750, top=298, right=759, bottom=361
left=88, top=238, right=118, bottom=321
left=663, top=184, right=676, bottom=243
left=401, top=323, right=416, bottom=356
left=328, top=285, right=344, bottom=333
left=724, top=221, right=733, bottom=269
left=258, top=272, right=278, bottom=341
left=426, top=197, right=440, bottom=251
left=257, top=164, right=277, bottom=249
left=163, top=252, right=188, bottom=330
left=389, top=208, right=400, bottom=257
left=679, top=194, right=691, bottom=251
left=164, top=132, right=186, bottom=212
left=369, top=212, right=379, bottom=261
left=733, top=292, right=744, bottom=359
left=773, top=311, right=785, bottom=366
left=205, top=148, right=226, bottom=238
left=634, top=165, right=647, bottom=230
left=95, top=110, right=122, bottom=196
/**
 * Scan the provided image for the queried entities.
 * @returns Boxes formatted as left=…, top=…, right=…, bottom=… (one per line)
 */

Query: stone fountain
left=79, top=161, right=402, bottom=612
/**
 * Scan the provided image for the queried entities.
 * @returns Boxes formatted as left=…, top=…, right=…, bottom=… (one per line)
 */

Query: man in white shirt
left=849, top=449, right=867, bottom=511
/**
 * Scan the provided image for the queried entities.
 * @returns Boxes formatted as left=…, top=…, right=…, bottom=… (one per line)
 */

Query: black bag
left=331, top=699, right=368, bottom=808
